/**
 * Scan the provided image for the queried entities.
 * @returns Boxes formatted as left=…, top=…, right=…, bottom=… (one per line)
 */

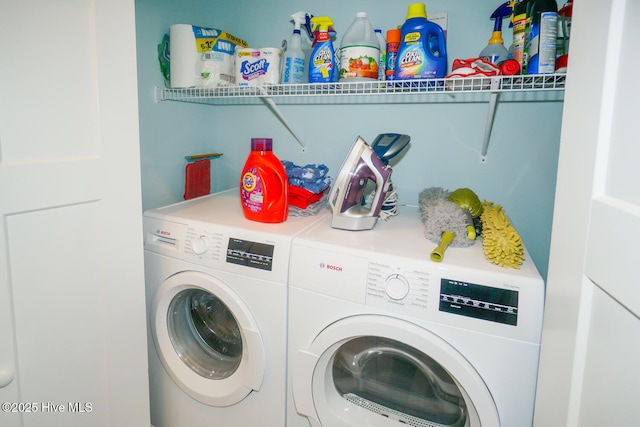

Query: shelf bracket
left=258, top=86, right=307, bottom=152
left=480, top=77, right=502, bottom=163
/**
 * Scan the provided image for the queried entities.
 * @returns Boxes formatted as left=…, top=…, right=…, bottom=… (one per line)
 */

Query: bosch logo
left=158, top=229, right=171, bottom=236
left=320, top=262, right=343, bottom=272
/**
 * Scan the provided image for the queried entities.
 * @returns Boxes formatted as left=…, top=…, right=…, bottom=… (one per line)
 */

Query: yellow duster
left=480, top=201, right=525, bottom=268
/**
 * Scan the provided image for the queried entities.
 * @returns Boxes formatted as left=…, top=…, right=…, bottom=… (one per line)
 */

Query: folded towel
left=282, top=160, right=332, bottom=194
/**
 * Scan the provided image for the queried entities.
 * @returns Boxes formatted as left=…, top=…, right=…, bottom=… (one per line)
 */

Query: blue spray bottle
left=308, top=16, right=336, bottom=83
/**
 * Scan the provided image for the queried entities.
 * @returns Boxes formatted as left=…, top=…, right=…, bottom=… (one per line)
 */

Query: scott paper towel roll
left=169, top=24, right=247, bottom=88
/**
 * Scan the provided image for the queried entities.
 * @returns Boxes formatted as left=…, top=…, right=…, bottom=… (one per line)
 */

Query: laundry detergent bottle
left=240, top=138, right=288, bottom=223
left=394, top=3, right=447, bottom=81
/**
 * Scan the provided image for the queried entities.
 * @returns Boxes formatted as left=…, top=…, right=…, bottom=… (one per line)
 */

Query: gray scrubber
left=421, top=198, right=475, bottom=262
left=418, top=186, right=451, bottom=221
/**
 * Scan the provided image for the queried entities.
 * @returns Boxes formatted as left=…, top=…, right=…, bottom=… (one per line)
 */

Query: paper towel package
left=169, top=24, right=248, bottom=88
left=235, top=48, right=282, bottom=87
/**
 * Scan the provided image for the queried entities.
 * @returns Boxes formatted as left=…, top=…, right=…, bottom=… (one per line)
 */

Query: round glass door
left=294, top=315, right=498, bottom=427
left=332, top=336, right=468, bottom=427
left=167, top=289, right=243, bottom=379
left=151, top=272, right=265, bottom=407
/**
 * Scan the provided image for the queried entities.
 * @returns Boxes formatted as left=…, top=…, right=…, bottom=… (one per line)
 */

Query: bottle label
left=339, top=45, right=380, bottom=80
left=512, top=14, right=527, bottom=67
left=241, top=167, right=264, bottom=212
left=282, top=57, right=305, bottom=83
left=528, top=12, right=558, bottom=74
left=309, top=42, right=334, bottom=82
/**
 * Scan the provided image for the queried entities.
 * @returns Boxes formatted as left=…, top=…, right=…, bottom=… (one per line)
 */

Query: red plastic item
left=500, top=59, right=521, bottom=76
left=240, top=138, right=288, bottom=223
left=288, top=185, right=326, bottom=209
left=183, top=159, right=210, bottom=200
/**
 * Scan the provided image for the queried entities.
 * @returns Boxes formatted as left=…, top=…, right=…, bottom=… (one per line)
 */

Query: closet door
left=0, top=1, right=149, bottom=426
left=536, top=0, right=640, bottom=425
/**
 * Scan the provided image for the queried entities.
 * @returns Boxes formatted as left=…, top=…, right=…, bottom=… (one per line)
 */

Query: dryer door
left=293, top=315, right=500, bottom=427
left=151, top=271, right=265, bottom=406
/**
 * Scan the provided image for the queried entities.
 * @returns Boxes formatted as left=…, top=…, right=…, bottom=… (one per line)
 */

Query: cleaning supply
left=555, top=0, right=572, bottom=73
left=512, top=0, right=533, bottom=69
left=394, top=3, right=448, bottom=81
left=339, top=12, right=380, bottom=81
left=385, top=29, right=401, bottom=81
left=479, top=1, right=513, bottom=65
left=525, top=0, right=558, bottom=74
left=480, top=201, right=524, bottom=268
left=281, top=12, right=307, bottom=84
left=419, top=195, right=476, bottom=263
left=308, top=16, right=337, bottom=83
left=375, top=29, right=386, bottom=81
left=448, top=187, right=483, bottom=240
left=240, top=138, right=288, bottom=223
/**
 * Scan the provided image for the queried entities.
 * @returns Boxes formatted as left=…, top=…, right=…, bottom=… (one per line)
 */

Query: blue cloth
left=282, top=161, right=332, bottom=194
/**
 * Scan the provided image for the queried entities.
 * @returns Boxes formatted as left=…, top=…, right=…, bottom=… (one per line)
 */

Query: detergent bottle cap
left=251, top=138, right=272, bottom=151
left=406, top=3, right=427, bottom=20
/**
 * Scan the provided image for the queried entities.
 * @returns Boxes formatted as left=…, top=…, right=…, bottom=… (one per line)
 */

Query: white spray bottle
left=281, top=11, right=308, bottom=84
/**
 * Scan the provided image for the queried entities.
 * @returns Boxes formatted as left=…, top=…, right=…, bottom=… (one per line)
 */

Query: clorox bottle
left=394, top=3, right=447, bottom=80
left=240, top=138, right=288, bottom=223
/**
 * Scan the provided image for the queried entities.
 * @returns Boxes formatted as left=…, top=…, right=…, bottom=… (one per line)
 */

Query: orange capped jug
left=240, top=138, right=288, bottom=223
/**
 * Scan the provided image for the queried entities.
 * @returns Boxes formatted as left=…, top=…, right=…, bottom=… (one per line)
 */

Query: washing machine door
left=151, top=271, right=265, bottom=406
left=293, top=315, right=500, bottom=427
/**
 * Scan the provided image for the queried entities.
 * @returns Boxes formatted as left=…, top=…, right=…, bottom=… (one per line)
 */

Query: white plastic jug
left=339, top=12, right=380, bottom=82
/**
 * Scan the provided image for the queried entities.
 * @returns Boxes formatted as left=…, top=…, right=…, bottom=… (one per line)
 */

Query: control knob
left=385, top=274, right=410, bottom=300
left=191, top=236, right=209, bottom=255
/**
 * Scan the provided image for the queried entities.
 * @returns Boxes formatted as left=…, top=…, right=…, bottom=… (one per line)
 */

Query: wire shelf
left=155, top=74, right=566, bottom=104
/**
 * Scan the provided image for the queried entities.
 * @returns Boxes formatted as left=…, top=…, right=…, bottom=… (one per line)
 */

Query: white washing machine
left=143, top=189, right=328, bottom=427
left=287, top=205, right=545, bottom=427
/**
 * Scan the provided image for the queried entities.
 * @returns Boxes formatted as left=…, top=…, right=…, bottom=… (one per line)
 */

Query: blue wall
left=134, top=0, right=563, bottom=279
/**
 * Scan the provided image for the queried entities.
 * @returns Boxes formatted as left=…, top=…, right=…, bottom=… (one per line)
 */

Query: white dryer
left=287, top=205, right=545, bottom=427
left=143, top=189, right=327, bottom=427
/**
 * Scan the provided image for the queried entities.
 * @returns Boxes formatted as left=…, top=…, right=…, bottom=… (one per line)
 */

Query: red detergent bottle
left=240, top=138, right=288, bottom=223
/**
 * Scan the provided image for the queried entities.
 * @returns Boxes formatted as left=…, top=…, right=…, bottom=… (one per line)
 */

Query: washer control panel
left=366, top=260, right=431, bottom=317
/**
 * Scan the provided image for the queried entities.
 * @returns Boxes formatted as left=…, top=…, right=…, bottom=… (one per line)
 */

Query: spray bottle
left=479, top=1, right=513, bottom=64
left=281, top=12, right=308, bottom=84
left=308, top=16, right=336, bottom=83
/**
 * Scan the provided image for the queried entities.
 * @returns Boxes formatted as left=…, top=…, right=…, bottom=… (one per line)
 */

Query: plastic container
left=479, top=2, right=512, bottom=65
left=394, top=4, right=448, bottom=80
left=339, top=12, right=380, bottom=81
left=282, top=12, right=306, bottom=84
left=375, top=29, right=386, bottom=81
left=525, top=0, right=558, bottom=74
left=512, top=0, right=533, bottom=68
left=240, top=138, right=288, bottom=223
left=385, top=29, right=401, bottom=81
left=308, top=16, right=336, bottom=83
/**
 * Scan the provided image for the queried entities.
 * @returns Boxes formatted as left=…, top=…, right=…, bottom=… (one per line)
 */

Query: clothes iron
left=328, top=135, right=408, bottom=231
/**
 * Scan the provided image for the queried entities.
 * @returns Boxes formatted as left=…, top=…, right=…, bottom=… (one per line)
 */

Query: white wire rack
left=153, top=74, right=566, bottom=159
left=155, top=74, right=566, bottom=103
